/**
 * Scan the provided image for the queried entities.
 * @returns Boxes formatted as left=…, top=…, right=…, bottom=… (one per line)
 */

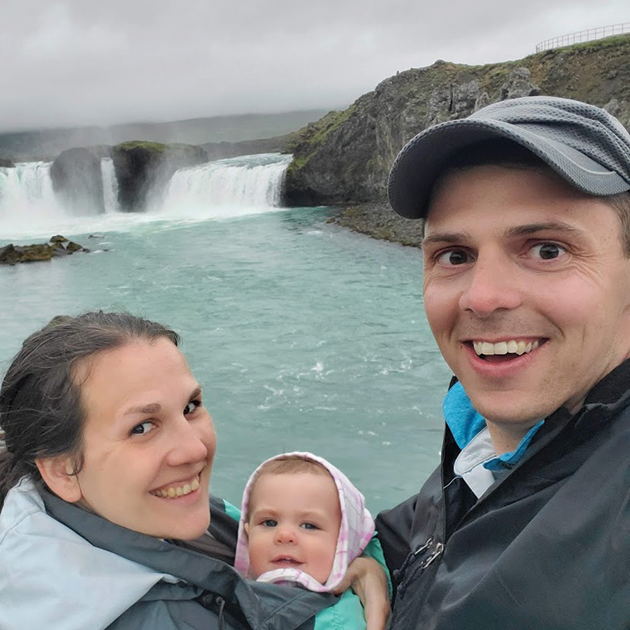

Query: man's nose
left=458, top=254, right=522, bottom=317
left=274, top=526, right=297, bottom=545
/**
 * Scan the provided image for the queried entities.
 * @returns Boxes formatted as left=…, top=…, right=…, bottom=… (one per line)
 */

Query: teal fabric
left=222, top=498, right=242, bottom=523
left=443, top=381, right=545, bottom=470
left=224, top=500, right=390, bottom=629
left=483, top=420, right=545, bottom=471
left=313, top=589, right=366, bottom=630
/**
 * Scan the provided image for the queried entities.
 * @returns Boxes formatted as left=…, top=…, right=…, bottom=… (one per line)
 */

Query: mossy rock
left=112, top=141, right=208, bottom=212
left=0, top=236, right=89, bottom=265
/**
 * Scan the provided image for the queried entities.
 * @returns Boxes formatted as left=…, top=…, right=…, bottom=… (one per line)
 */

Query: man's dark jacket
left=376, top=361, right=630, bottom=630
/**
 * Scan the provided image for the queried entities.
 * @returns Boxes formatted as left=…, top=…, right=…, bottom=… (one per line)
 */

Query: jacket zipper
left=394, top=536, right=444, bottom=601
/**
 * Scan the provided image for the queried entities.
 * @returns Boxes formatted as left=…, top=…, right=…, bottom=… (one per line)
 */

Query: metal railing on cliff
left=536, top=23, right=630, bottom=53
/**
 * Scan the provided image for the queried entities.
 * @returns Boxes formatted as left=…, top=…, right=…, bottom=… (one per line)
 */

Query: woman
left=0, top=312, right=388, bottom=630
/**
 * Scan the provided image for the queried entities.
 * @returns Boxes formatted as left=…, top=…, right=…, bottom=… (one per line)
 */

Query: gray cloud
left=1, top=0, right=627, bottom=131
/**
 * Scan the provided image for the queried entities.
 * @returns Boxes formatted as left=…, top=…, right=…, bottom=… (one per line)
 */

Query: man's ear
left=35, top=456, right=83, bottom=503
left=243, top=522, right=250, bottom=537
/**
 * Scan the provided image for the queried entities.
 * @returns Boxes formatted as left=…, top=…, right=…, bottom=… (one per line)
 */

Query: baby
left=234, top=452, right=375, bottom=592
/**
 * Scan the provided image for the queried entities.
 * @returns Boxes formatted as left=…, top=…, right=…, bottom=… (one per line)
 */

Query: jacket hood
left=0, top=478, right=179, bottom=630
left=233, top=451, right=375, bottom=592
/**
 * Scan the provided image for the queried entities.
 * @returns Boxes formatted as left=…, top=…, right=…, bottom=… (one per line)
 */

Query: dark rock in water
left=0, top=235, right=89, bottom=265
left=88, top=233, right=105, bottom=239
left=64, top=241, right=84, bottom=254
left=50, top=147, right=105, bottom=215
left=112, top=141, right=208, bottom=212
left=0, top=158, right=15, bottom=168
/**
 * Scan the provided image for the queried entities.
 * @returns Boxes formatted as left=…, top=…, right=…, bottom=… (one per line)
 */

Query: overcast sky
left=1, top=0, right=627, bottom=132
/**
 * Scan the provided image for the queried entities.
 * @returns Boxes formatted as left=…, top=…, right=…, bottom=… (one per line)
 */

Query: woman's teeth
left=152, top=477, right=200, bottom=498
left=473, top=340, right=540, bottom=356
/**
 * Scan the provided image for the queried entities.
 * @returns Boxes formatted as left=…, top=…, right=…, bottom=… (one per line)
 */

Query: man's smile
left=470, top=338, right=544, bottom=358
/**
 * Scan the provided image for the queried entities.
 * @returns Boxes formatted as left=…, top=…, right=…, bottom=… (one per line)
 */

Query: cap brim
left=388, top=118, right=630, bottom=219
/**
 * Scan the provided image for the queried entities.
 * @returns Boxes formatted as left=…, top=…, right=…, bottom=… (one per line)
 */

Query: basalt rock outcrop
left=50, top=147, right=106, bottom=215
left=0, top=235, right=89, bottom=265
left=111, top=141, right=208, bottom=212
left=285, top=35, right=630, bottom=222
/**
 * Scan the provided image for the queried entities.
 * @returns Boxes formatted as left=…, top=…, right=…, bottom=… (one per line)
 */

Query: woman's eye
left=436, top=249, right=470, bottom=266
left=530, top=242, right=567, bottom=260
left=184, top=400, right=201, bottom=415
left=262, top=519, right=277, bottom=528
left=300, top=522, right=319, bottom=530
left=130, top=421, right=155, bottom=435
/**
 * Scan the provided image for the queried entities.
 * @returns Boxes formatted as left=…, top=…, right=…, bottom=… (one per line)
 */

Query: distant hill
left=0, top=109, right=331, bottom=161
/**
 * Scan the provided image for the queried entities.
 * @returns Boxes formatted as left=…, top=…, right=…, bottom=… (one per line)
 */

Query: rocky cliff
left=285, top=35, right=630, bottom=218
left=51, top=147, right=106, bottom=215
left=112, top=141, right=208, bottom=212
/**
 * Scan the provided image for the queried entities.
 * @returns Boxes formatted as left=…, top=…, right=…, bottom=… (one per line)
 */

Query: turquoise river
left=0, top=154, right=452, bottom=514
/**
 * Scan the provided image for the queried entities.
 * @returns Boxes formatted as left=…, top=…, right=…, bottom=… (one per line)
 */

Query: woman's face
left=69, top=338, right=216, bottom=540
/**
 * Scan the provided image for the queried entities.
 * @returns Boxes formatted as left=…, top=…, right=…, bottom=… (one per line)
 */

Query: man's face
left=422, top=165, right=630, bottom=451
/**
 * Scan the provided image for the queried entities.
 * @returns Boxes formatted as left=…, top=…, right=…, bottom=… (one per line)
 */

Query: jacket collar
left=443, top=358, right=630, bottom=469
left=40, top=485, right=335, bottom=630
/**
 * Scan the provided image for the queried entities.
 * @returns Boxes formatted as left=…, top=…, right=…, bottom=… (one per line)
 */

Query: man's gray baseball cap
left=388, top=96, right=630, bottom=219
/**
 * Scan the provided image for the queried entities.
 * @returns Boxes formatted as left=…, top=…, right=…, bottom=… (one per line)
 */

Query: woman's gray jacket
left=0, top=479, right=335, bottom=629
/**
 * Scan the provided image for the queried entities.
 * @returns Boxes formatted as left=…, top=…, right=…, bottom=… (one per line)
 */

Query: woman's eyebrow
left=123, top=386, right=201, bottom=416
left=124, top=402, right=161, bottom=416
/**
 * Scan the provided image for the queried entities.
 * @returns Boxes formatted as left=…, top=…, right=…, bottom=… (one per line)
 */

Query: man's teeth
left=152, top=477, right=200, bottom=498
left=473, top=340, right=540, bottom=356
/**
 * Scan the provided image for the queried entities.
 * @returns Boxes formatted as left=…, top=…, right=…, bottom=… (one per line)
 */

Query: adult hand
left=333, top=556, right=391, bottom=630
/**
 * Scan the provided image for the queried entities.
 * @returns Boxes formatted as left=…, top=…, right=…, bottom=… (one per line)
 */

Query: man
left=376, top=97, right=630, bottom=629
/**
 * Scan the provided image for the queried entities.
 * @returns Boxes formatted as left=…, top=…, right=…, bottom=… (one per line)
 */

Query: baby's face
left=245, top=471, right=341, bottom=584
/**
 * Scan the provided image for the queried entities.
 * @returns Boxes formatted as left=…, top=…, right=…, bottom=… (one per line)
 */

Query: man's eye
left=300, top=522, right=319, bottom=530
left=262, top=519, right=277, bottom=528
left=184, top=400, right=200, bottom=415
left=131, top=421, right=155, bottom=435
left=436, top=249, right=470, bottom=266
left=531, top=242, right=566, bottom=260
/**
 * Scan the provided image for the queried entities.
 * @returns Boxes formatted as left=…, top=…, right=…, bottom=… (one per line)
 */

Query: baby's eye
left=261, top=519, right=277, bottom=528
left=184, top=400, right=201, bottom=415
left=436, top=249, right=471, bottom=266
left=530, top=242, right=567, bottom=260
left=300, top=522, right=319, bottom=530
left=130, top=421, right=155, bottom=436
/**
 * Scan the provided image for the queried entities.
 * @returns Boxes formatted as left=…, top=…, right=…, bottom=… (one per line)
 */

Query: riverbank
left=331, top=203, right=424, bottom=248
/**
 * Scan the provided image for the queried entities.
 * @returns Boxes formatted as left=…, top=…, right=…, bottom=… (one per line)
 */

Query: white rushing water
left=0, top=162, right=66, bottom=233
left=101, top=158, right=120, bottom=214
left=0, top=153, right=292, bottom=239
left=161, top=153, right=292, bottom=218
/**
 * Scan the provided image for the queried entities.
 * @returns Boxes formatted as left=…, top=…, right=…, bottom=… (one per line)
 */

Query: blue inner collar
left=443, top=381, right=544, bottom=470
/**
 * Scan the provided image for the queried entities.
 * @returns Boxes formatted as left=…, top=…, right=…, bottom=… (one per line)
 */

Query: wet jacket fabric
left=0, top=479, right=336, bottom=630
left=376, top=360, right=630, bottom=630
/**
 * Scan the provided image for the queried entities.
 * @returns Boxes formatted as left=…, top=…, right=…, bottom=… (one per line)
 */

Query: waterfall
left=0, top=153, right=292, bottom=238
left=161, top=153, right=291, bottom=216
left=101, top=158, right=119, bottom=213
left=0, top=162, right=66, bottom=231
